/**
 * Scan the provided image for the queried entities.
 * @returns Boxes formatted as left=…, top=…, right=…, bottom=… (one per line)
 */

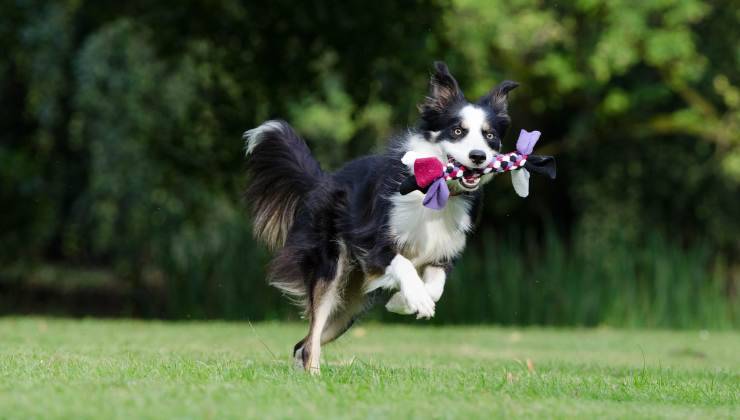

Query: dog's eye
left=485, top=132, right=495, bottom=140
left=453, top=128, right=463, bottom=136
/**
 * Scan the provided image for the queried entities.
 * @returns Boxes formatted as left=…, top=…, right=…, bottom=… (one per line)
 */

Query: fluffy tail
left=244, top=120, right=323, bottom=250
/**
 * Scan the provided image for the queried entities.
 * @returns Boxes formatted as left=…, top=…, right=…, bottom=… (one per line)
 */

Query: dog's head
left=417, top=61, right=518, bottom=192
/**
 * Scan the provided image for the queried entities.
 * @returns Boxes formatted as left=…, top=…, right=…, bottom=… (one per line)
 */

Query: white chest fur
left=388, top=192, right=472, bottom=266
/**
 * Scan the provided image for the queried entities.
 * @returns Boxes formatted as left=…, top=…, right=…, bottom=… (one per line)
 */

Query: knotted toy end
left=422, top=177, right=450, bottom=209
left=516, top=129, right=541, bottom=155
left=413, top=157, right=445, bottom=188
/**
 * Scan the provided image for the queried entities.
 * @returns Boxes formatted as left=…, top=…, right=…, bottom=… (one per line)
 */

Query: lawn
left=0, top=318, right=737, bottom=419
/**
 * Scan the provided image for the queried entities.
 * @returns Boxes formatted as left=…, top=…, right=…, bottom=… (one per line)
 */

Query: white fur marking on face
left=439, top=105, right=494, bottom=168
left=460, top=105, right=489, bottom=131
left=243, top=120, right=284, bottom=155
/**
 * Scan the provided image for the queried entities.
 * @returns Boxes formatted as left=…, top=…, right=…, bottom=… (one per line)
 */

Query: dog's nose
left=468, top=149, right=487, bottom=165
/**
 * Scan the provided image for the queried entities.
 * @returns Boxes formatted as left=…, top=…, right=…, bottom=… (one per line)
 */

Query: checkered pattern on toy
left=443, top=152, right=527, bottom=181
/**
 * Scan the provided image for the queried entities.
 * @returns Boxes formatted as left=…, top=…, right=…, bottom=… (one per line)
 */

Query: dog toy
left=399, top=129, right=556, bottom=209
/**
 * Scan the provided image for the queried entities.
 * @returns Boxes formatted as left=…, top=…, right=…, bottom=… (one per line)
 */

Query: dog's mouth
left=447, top=156, right=485, bottom=191
left=458, top=174, right=481, bottom=190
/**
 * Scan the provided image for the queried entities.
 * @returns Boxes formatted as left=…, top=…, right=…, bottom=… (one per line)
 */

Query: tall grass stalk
left=435, top=228, right=736, bottom=329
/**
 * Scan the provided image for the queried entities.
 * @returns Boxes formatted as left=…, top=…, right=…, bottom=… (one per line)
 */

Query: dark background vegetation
left=1, top=0, right=738, bottom=328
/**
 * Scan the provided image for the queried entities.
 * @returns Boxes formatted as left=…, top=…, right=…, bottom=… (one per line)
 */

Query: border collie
left=244, top=62, right=518, bottom=373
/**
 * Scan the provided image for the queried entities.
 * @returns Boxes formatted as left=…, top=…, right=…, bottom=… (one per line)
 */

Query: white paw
left=400, top=278, right=435, bottom=319
left=423, top=267, right=446, bottom=302
left=425, top=280, right=444, bottom=303
left=385, top=291, right=414, bottom=314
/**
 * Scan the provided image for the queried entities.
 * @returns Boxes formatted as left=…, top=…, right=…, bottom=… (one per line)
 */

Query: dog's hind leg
left=319, top=274, right=367, bottom=345
left=292, top=337, right=307, bottom=370
left=293, top=275, right=366, bottom=369
left=302, top=279, right=341, bottom=373
left=298, top=250, right=349, bottom=374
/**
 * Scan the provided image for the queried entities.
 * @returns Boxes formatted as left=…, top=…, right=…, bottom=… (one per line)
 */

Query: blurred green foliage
left=1, top=0, right=737, bottom=326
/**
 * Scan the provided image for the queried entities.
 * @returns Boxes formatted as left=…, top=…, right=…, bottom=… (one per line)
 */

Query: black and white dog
left=244, top=62, right=519, bottom=372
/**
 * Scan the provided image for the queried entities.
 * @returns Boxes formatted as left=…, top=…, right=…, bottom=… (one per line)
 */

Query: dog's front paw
left=400, top=279, right=435, bottom=319
left=385, top=291, right=414, bottom=314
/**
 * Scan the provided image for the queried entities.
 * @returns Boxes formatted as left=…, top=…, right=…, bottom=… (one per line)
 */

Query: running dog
left=244, top=62, right=518, bottom=372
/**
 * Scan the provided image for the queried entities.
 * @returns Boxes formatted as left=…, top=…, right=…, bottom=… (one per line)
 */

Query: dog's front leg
left=420, top=265, right=446, bottom=302
left=383, top=255, right=435, bottom=319
left=386, top=265, right=446, bottom=317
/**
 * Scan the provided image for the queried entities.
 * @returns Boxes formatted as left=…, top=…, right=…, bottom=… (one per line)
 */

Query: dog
left=244, top=62, right=518, bottom=373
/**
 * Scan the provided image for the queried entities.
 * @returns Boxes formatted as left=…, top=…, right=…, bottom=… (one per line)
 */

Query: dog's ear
left=419, top=61, right=463, bottom=114
left=483, top=80, right=519, bottom=115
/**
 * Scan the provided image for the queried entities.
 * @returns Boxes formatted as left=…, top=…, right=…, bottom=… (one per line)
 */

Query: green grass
left=0, top=318, right=737, bottom=419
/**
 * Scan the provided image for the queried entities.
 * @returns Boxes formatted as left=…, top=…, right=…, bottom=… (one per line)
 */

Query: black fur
left=244, top=121, right=324, bottom=251
left=252, top=131, right=468, bottom=297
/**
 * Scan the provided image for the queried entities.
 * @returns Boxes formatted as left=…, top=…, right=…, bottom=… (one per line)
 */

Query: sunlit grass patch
left=0, top=318, right=737, bottom=419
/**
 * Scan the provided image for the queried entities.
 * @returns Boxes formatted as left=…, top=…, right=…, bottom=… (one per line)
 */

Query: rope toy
left=399, top=129, right=556, bottom=209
